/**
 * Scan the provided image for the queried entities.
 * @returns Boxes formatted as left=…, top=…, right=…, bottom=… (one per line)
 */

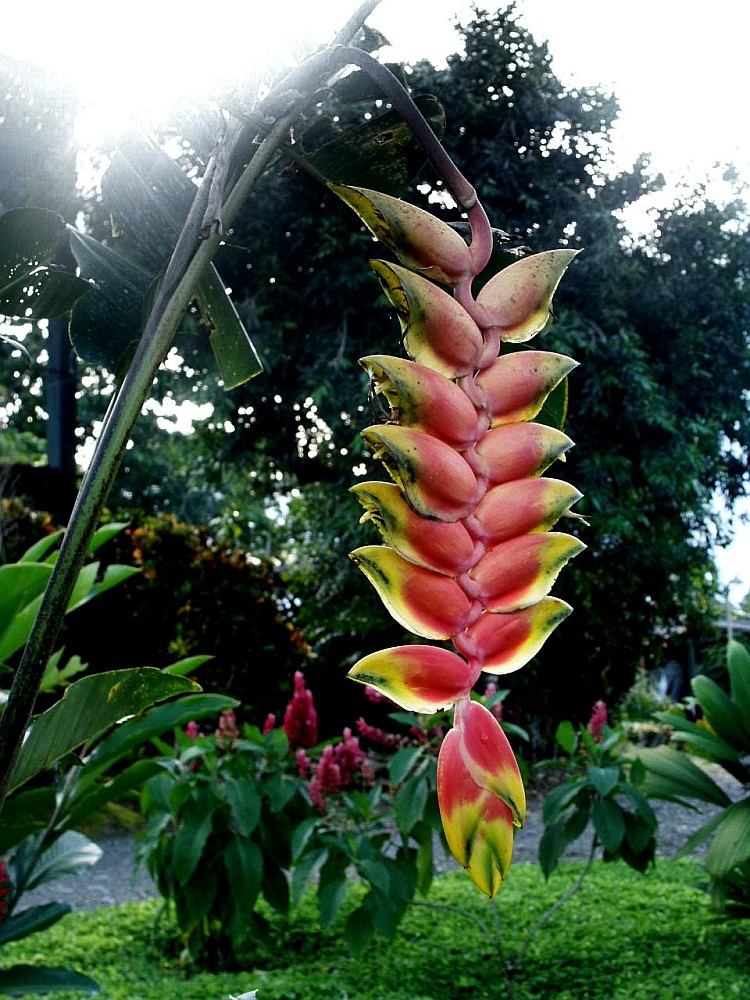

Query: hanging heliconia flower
left=332, top=180, right=585, bottom=898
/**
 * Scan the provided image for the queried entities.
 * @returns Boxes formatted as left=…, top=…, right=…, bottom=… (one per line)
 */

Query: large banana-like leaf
left=9, top=668, right=199, bottom=792
left=706, top=799, right=750, bottom=879
left=692, top=674, right=750, bottom=753
left=0, top=208, right=90, bottom=320
left=636, top=746, right=733, bottom=808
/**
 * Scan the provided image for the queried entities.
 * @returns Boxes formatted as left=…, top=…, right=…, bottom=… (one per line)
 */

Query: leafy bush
left=136, top=673, right=456, bottom=968
left=66, top=512, right=313, bottom=718
left=538, top=702, right=657, bottom=877
left=637, top=638, right=750, bottom=914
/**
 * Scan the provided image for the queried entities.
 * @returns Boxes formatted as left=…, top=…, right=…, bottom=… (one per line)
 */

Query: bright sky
left=2, top=0, right=748, bottom=602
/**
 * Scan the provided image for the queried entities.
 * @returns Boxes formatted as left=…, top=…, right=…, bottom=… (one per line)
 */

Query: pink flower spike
left=588, top=700, right=608, bottom=742
left=185, top=721, right=198, bottom=740
left=282, top=671, right=319, bottom=749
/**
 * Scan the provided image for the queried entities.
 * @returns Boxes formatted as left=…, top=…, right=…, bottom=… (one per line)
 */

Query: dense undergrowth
left=2, top=860, right=748, bottom=999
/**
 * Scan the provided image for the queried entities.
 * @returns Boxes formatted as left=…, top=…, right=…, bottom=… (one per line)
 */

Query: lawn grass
left=2, top=859, right=748, bottom=999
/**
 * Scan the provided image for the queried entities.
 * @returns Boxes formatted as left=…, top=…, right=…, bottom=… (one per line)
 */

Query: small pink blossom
left=185, top=721, right=199, bottom=740
left=588, top=700, right=608, bottom=743
left=262, top=713, right=276, bottom=735
left=356, top=716, right=408, bottom=748
left=307, top=729, right=370, bottom=811
left=0, top=860, right=11, bottom=923
left=215, top=709, right=240, bottom=748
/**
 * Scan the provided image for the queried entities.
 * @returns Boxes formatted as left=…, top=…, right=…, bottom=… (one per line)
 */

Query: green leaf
left=0, top=563, right=52, bottom=663
left=0, top=207, right=91, bottom=319
left=75, top=692, right=236, bottom=790
left=9, top=668, right=199, bottom=792
left=172, top=806, right=217, bottom=886
left=67, top=228, right=152, bottom=368
left=637, top=747, right=732, bottom=808
left=87, top=521, right=129, bottom=554
left=0, top=903, right=70, bottom=946
left=592, top=797, right=626, bottom=854
left=0, top=965, right=99, bottom=995
left=394, top=776, right=428, bottom=836
left=39, top=650, right=88, bottom=694
left=727, top=639, right=750, bottom=740
left=692, top=675, right=750, bottom=752
left=63, top=759, right=162, bottom=830
left=225, top=836, right=263, bottom=911
left=706, top=800, right=750, bottom=879
left=161, top=654, right=214, bottom=677
left=224, top=778, right=261, bottom=836
left=619, top=781, right=657, bottom=829
left=19, top=831, right=101, bottom=894
left=18, top=531, right=65, bottom=563
left=541, top=778, right=587, bottom=824
left=291, top=846, right=328, bottom=906
left=344, top=905, right=375, bottom=956
left=290, top=818, right=318, bottom=862
left=194, top=264, right=263, bottom=390
left=555, top=719, right=577, bottom=755
left=587, top=765, right=620, bottom=798
left=0, top=789, right=55, bottom=854
left=664, top=721, right=741, bottom=763
left=99, top=136, right=195, bottom=271
left=388, top=746, right=423, bottom=785
left=676, top=810, right=727, bottom=859
left=623, top=811, right=655, bottom=854
left=318, top=876, right=348, bottom=930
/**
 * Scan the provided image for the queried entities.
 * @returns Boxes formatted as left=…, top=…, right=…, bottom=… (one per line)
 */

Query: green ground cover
left=2, top=860, right=748, bottom=999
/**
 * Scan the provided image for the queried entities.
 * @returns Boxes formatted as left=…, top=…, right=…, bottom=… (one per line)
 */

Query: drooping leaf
left=637, top=746, right=733, bottom=808
left=0, top=208, right=90, bottom=319
left=0, top=902, right=70, bottom=946
left=18, top=831, right=101, bottom=894
left=67, top=228, right=152, bottom=367
left=727, top=640, right=750, bottom=741
left=592, top=797, right=625, bottom=854
left=70, top=692, right=236, bottom=792
left=0, top=964, right=98, bottom=995
left=9, top=668, right=199, bottom=792
left=194, top=263, right=263, bottom=389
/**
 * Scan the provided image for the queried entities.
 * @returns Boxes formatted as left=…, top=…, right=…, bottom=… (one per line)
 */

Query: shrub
left=637, top=638, right=750, bottom=914
left=137, top=675, right=453, bottom=968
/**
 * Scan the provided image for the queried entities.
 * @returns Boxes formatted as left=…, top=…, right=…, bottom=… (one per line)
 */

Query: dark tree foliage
left=3, top=7, right=749, bottom=745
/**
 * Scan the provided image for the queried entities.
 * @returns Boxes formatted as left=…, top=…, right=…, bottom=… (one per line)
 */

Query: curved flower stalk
left=334, top=181, right=585, bottom=897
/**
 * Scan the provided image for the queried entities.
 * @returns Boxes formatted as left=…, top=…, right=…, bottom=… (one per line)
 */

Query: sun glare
left=2, top=2, right=364, bottom=145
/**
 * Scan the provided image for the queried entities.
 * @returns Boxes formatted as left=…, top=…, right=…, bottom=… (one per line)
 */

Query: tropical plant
left=637, top=638, right=750, bottom=914
left=538, top=704, right=657, bottom=879
left=136, top=673, right=447, bottom=967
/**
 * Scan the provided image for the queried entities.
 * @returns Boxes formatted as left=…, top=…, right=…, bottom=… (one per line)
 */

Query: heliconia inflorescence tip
left=333, top=181, right=585, bottom=897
